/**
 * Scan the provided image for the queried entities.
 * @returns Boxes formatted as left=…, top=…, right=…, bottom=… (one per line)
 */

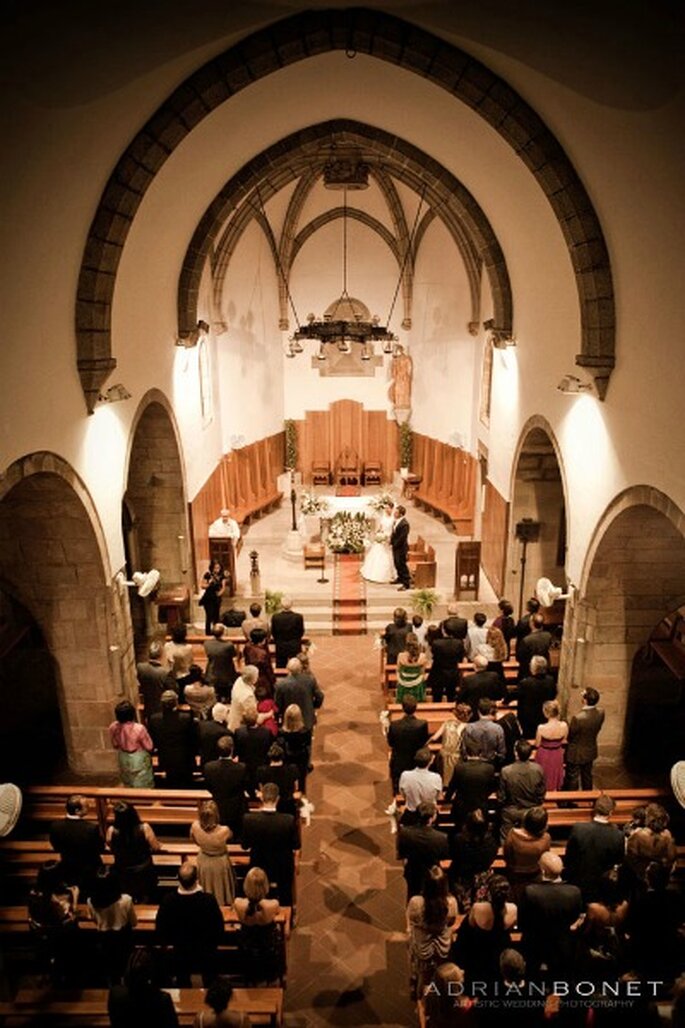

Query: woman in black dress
left=106, top=801, right=162, bottom=903
left=199, top=561, right=227, bottom=635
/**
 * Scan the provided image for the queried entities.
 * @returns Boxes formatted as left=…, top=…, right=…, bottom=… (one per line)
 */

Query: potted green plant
left=399, top=421, right=412, bottom=473
left=284, top=419, right=298, bottom=471
left=264, top=589, right=283, bottom=616
left=411, top=587, right=440, bottom=619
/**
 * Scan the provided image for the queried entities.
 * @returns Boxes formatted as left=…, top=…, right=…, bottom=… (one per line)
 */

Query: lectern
left=454, top=541, right=481, bottom=599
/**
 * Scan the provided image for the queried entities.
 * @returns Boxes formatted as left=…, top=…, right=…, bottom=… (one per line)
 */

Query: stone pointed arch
left=75, top=7, right=615, bottom=411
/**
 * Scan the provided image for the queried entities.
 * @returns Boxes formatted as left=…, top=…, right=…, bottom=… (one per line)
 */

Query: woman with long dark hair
left=199, top=560, right=228, bottom=636
left=106, top=801, right=161, bottom=902
left=452, top=873, right=516, bottom=987
left=406, top=865, right=459, bottom=999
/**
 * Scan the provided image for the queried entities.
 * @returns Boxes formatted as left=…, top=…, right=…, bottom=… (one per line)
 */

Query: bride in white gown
left=361, top=505, right=396, bottom=583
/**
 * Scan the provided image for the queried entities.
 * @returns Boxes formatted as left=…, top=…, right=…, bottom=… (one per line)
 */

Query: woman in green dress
left=396, top=633, right=428, bottom=703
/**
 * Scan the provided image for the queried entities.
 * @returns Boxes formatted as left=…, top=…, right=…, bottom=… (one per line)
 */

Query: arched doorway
left=573, top=495, right=685, bottom=769
left=508, top=423, right=567, bottom=618
left=124, top=397, right=189, bottom=651
left=0, top=458, right=119, bottom=774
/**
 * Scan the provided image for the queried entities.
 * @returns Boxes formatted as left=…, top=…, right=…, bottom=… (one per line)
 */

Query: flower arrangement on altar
left=299, top=490, right=329, bottom=515
left=367, top=490, right=396, bottom=512
left=326, top=511, right=372, bottom=554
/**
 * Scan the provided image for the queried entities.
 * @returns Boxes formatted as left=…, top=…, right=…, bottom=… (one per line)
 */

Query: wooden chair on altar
left=335, top=447, right=361, bottom=486
left=311, top=460, right=331, bottom=486
left=363, top=460, right=382, bottom=486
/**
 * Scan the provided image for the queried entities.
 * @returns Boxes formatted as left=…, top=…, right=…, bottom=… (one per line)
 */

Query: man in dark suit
left=427, top=623, right=465, bottom=703
left=203, top=735, right=248, bottom=833
left=149, top=690, right=196, bottom=788
left=444, top=733, right=497, bottom=829
left=519, top=852, right=583, bottom=977
left=498, top=739, right=546, bottom=841
left=270, top=596, right=305, bottom=668
left=514, top=597, right=541, bottom=665
left=48, top=794, right=103, bottom=895
left=515, top=655, right=557, bottom=739
left=156, top=862, right=224, bottom=985
left=390, top=505, right=411, bottom=590
left=203, top=624, right=238, bottom=699
left=387, top=695, right=429, bottom=791
left=564, top=687, right=605, bottom=789
left=136, top=641, right=176, bottom=722
left=275, top=656, right=323, bottom=732
left=458, top=654, right=504, bottom=716
left=397, top=801, right=449, bottom=899
left=383, top=608, right=410, bottom=665
left=234, top=708, right=273, bottom=796
left=440, top=604, right=468, bottom=641
left=563, top=794, right=625, bottom=901
left=241, top=782, right=299, bottom=906
left=517, top=613, right=553, bottom=673
left=196, top=703, right=231, bottom=767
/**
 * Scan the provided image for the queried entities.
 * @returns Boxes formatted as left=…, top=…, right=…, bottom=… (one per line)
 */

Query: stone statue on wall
left=388, top=345, right=413, bottom=414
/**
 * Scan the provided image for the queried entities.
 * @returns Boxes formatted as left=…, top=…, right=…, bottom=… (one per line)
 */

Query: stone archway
left=567, top=488, right=685, bottom=768
left=124, top=394, right=189, bottom=649
left=507, top=418, right=568, bottom=619
left=0, top=454, right=125, bottom=774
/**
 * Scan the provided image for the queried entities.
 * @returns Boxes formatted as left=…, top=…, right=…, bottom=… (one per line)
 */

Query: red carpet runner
left=332, top=553, right=367, bottom=635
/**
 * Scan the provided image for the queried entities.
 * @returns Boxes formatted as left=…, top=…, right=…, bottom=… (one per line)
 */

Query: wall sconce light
left=176, top=319, right=210, bottom=348
left=96, top=383, right=132, bottom=404
left=557, top=374, right=595, bottom=395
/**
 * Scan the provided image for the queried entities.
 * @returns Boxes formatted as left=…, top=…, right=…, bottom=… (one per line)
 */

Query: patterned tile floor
left=284, top=635, right=415, bottom=1027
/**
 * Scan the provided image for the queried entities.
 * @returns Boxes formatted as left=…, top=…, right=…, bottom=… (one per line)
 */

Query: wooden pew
left=386, top=701, right=517, bottom=737
left=382, top=659, right=521, bottom=696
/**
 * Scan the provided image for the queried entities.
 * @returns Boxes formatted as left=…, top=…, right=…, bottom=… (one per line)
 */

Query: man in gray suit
left=498, top=739, right=546, bottom=841
left=136, top=641, right=176, bottom=722
left=564, top=687, right=605, bottom=790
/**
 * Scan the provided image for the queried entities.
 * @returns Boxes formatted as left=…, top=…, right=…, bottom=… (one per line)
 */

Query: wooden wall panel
left=481, top=479, right=509, bottom=598
left=412, top=432, right=477, bottom=532
left=296, top=401, right=399, bottom=484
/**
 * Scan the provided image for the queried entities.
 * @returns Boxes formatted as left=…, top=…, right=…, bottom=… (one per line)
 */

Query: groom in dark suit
left=391, top=505, right=411, bottom=590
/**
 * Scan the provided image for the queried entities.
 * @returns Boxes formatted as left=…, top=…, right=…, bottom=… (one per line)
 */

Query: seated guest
left=448, top=808, right=498, bottom=912
left=244, top=626, right=276, bottom=698
left=149, top=690, right=196, bottom=788
left=275, top=656, right=323, bottom=732
left=197, top=703, right=231, bottom=767
left=459, top=698, right=505, bottom=767
left=257, top=743, right=300, bottom=817
left=234, top=705, right=273, bottom=796
left=106, top=801, right=161, bottom=903
left=48, top=794, right=103, bottom=898
left=241, top=601, right=269, bottom=640
left=270, top=595, right=305, bottom=669
left=136, top=641, right=175, bottom=722
left=429, top=703, right=471, bottom=789
left=625, top=801, right=677, bottom=882
left=86, top=867, right=136, bottom=983
left=279, top=702, right=312, bottom=798
left=515, top=655, right=557, bottom=740
left=397, top=800, right=449, bottom=900
left=155, top=862, right=224, bottom=986
left=458, top=657, right=504, bottom=717
left=564, top=794, right=625, bottom=902
left=162, top=624, right=194, bottom=688
left=498, top=739, right=546, bottom=843
left=108, top=947, right=179, bottom=1028
left=452, top=874, right=516, bottom=988
left=192, top=979, right=251, bottom=1027
left=241, top=782, right=299, bottom=907
left=399, top=747, right=442, bottom=826
left=203, top=735, right=248, bottom=835
left=396, top=632, right=428, bottom=703
left=534, top=699, right=568, bottom=791
left=426, top=621, right=465, bottom=703
left=383, top=607, right=410, bottom=665
left=204, top=625, right=238, bottom=698
left=388, top=696, right=430, bottom=793
left=108, top=699, right=155, bottom=789
left=184, top=667, right=216, bottom=719
left=406, top=865, right=459, bottom=1000
left=519, top=852, right=583, bottom=979
left=233, top=867, right=284, bottom=985
left=444, top=735, right=497, bottom=831
left=503, top=805, right=551, bottom=904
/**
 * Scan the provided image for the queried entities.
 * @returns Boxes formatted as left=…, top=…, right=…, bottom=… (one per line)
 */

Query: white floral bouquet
left=374, top=530, right=389, bottom=544
left=300, top=490, right=329, bottom=515
left=326, top=511, right=371, bottom=553
left=368, top=490, right=396, bottom=512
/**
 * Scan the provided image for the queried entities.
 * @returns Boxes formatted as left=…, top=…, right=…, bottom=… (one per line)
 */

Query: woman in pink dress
left=534, top=700, right=568, bottom=792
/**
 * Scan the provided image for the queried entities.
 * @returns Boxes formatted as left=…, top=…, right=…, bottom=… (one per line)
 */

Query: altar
left=299, top=493, right=380, bottom=543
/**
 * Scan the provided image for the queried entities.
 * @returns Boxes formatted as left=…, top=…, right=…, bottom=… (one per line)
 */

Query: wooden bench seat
left=413, top=490, right=473, bottom=534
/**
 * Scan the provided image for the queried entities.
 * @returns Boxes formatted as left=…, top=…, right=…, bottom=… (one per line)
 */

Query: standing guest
left=274, top=656, right=323, bottom=732
left=86, top=867, right=137, bottom=983
left=27, top=861, right=80, bottom=979
left=441, top=604, right=468, bottom=641
left=136, top=641, right=175, bottom=722
left=227, top=665, right=259, bottom=733
left=197, top=703, right=231, bottom=767
left=155, top=862, right=224, bottom=986
left=423, top=962, right=477, bottom=1028
left=452, top=875, right=517, bottom=988
left=270, top=595, right=305, bottom=668
left=241, top=783, right=299, bottom=907
left=383, top=607, right=411, bottom=666
left=515, top=656, right=557, bottom=740
left=502, top=805, right=551, bottom=904
left=564, top=686, right=605, bottom=790
left=149, top=690, right=196, bottom=788
left=48, top=795, right=103, bottom=898
left=192, top=980, right=251, bottom=1027
left=625, top=802, right=677, bottom=882
left=203, top=736, right=248, bottom=835
left=234, top=706, right=273, bottom=796
left=492, top=599, right=516, bottom=651
left=255, top=682, right=279, bottom=737
left=279, top=703, right=312, bottom=797
left=184, top=669, right=216, bottom=719
left=534, top=700, right=568, bottom=791
left=106, top=801, right=161, bottom=903
left=429, top=703, right=471, bottom=788
left=241, top=601, right=269, bottom=641
left=233, top=867, right=284, bottom=985
left=204, top=624, right=238, bottom=699
left=257, top=743, right=300, bottom=817
left=396, top=632, right=428, bottom=703
left=399, top=748, right=442, bottom=826
left=198, top=560, right=228, bottom=636
left=444, top=735, right=497, bottom=830
left=406, top=865, right=459, bottom=999
left=482, top=623, right=508, bottom=682
left=514, top=597, right=541, bottom=667
left=448, top=809, right=498, bottom=913
left=243, top=627, right=276, bottom=698
left=458, top=656, right=503, bottom=717
left=387, top=696, right=429, bottom=793
left=517, top=614, right=553, bottom=672
left=563, top=794, right=625, bottom=902
left=465, top=612, right=488, bottom=659
left=576, top=869, right=629, bottom=979
left=498, top=739, right=546, bottom=843
left=427, top=622, right=465, bottom=703
left=411, top=614, right=428, bottom=648
left=459, top=698, right=505, bottom=766
left=626, top=860, right=684, bottom=984
left=190, top=800, right=236, bottom=907
left=108, top=947, right=179, bottom=1028
left=109, top=700, right=155, bottom=789
left=162, top=624, right=195, bottom=689
left=397, top=801, right=450, bottom=900
left=519, top=852, right=583, bottom=978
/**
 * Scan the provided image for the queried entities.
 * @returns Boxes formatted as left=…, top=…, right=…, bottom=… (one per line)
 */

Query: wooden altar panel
left=296, top=400, right=399, bottom=484
left=481, top=478, right=509, bottom=598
